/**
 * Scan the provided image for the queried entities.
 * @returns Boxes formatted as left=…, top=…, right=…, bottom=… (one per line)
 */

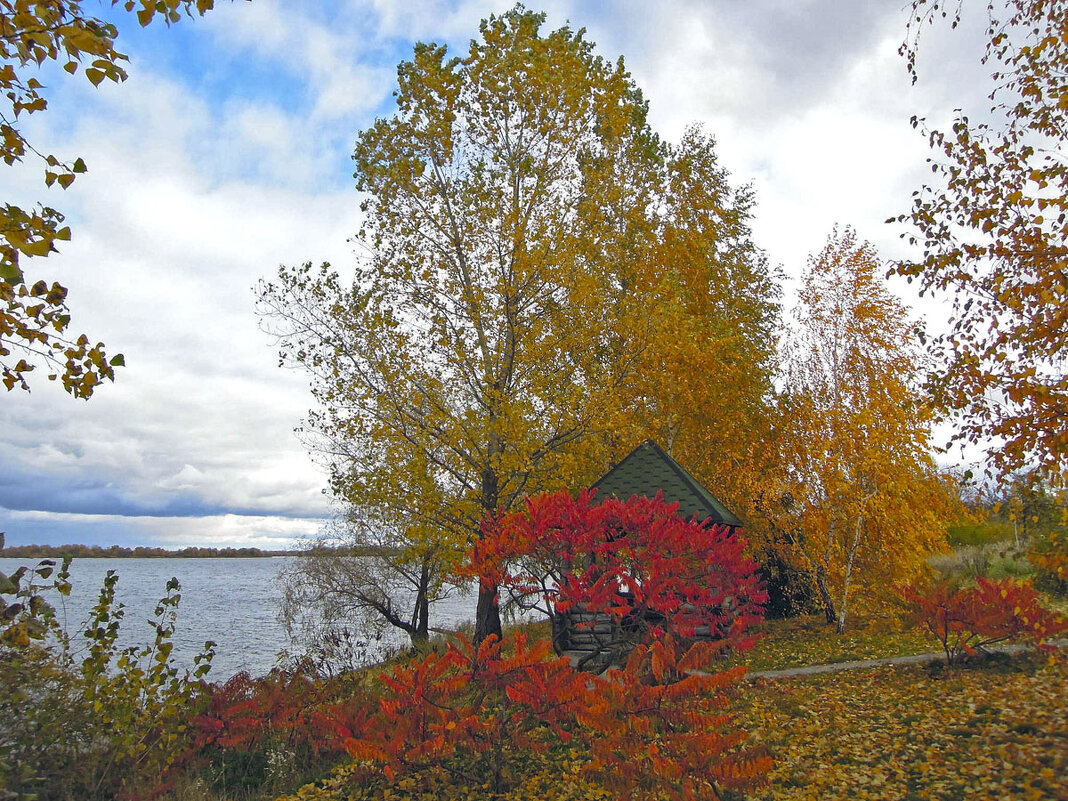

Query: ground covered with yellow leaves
left=735, top=653, right=1068, bottom=800
left=736, top=615, right=933, bottom=672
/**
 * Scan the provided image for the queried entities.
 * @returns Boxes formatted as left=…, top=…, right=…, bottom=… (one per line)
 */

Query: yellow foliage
left=737, top=654, right=1068, bottom=800
left=778, top=229, right=958, bottom=629
left=275, top=754, right=617, bottom=801
left=258, top=10, right=780, bottom=641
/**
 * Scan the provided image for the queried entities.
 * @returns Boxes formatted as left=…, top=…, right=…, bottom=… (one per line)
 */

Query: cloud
left=201, top=0, right=396, bottom=123
left=0, top=508, right=324, bottom=549
left=1, top=0, right=1002, bottom=548
left=1, top=65, right=350, bottom=530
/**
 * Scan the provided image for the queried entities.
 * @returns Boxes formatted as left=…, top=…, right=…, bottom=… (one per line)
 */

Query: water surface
left=0, top=556, right=481, bottom=679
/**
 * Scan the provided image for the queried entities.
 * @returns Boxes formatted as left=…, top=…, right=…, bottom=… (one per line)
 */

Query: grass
left=929, top=539, right=1037, bottom=582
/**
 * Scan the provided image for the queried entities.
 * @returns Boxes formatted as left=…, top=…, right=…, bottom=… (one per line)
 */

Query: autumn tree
left=781, top=229, right=955, bottom=632
left=1, top=0, right=224, bottom=398
left=259, top=8, right=774, bottom=644
left=895, top=0, right=1068, bottom=482
left=616, top=127, right=781, bottom=521
left=278, top=513, right=455, bottom=653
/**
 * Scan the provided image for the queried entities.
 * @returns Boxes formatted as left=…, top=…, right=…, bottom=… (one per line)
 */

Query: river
left=0, top=556, right=482, bottom=680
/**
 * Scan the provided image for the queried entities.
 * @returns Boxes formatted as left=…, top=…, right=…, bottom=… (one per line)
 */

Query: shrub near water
left=0, top=558, right=214, bottom=801
left=186, top=662, right=370, bottom=797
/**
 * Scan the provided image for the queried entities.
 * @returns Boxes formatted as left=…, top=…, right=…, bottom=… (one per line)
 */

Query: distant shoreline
left=0, top=545, right=299, bottom=559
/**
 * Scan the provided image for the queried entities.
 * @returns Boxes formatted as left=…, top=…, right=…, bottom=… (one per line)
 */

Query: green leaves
left=0, top=561, right=215, bottom=799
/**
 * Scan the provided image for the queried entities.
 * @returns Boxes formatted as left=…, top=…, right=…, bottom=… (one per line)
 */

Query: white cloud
left=2, top=509, right=324, bottom=549
left=1, top=0, right=1006, bottom=547
left=203, top=0, right=394, bottom=123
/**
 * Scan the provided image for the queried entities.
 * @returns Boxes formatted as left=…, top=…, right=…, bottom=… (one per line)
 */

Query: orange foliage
left=896, top=0, right=1068, bottom=480
left=343, top=632, right=770, bottom=801
left=341, top=491, right=773, bottom=800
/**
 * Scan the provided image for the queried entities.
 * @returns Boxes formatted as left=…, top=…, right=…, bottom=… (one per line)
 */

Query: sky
left=0, top=0, right=995, bottom=549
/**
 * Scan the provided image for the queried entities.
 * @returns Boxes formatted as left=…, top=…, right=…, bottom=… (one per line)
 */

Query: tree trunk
left=836, top=514, right=865, bottom=634
left=474, top=581, right=503, bottom=644
left=474, top=459, right=503, bottom=644
left=815, top=563, right=837, bottom=625
left=412, top=560, right=431, bottom=647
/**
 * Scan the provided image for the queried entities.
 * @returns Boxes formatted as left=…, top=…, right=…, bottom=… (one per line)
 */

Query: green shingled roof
left=590, top=440, right=744, bottom=528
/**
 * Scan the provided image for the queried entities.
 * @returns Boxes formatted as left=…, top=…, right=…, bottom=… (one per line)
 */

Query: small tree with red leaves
left=473, top=489, right=768, bottom=667
left=902, top=576, right=1068, bottom=666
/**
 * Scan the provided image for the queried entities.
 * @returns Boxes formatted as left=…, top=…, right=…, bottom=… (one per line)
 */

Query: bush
left=312, top=491, right=772, bottom=801
left=0, top=558, right=214, bottom=800
left=187, top=662, right=362, bottom=797
left=474, top=489, right=767, bottom=665
left=901, top=576, right=1067, bottom=666
left=1030, top=528, right=1068, bottom=596
left=332, top=632, right=770, bottom=801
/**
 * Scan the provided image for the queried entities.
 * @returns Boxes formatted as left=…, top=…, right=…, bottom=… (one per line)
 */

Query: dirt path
left=746, top=639, right=1068, bottom=680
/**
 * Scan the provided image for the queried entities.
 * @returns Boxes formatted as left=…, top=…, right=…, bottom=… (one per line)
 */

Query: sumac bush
left=474, top=489, right=768, bottom=662
left=299, top=491, right=772, bottom=801
left=331, top=632, right=770, bottom=801
left=188, top=662, right=365, bottom=795
left=902, top=576, right=1067, bottom=666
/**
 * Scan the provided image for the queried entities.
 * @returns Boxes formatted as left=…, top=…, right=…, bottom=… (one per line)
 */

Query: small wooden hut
left=557, top=440, right=743, bottom=668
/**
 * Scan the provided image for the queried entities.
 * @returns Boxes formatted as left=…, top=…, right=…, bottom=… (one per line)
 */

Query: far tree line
left=0, top=541, right=293, bottom=559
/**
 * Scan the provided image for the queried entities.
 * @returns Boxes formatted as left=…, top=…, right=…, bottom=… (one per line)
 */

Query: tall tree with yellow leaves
left=259, top=8, right=780, bottom=645
left=783, top=229, right=953, bottom=632
left=621, top=127, right=781, bottom=506
left=260, top=8, right=661, bottom=644
left=895, top=0, right=1068, bottom=482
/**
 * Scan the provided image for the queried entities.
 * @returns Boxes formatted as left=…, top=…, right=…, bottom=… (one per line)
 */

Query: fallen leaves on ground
left=734, top=652, right=1068, bottom=800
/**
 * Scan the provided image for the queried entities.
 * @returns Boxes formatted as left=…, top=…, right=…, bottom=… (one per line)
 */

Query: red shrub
left=190, top=664, right=365, bottom=758
left=473, top=489, right=767, bottom=652
left=344, top=632, right=771, bottom=800
left=339, top=491, right=772, bottom=800
left=901, top=576, right=1068, bottom=665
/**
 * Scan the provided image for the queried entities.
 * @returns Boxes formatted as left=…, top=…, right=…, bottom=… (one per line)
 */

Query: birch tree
left=783, top=229, right=954, bottom=632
